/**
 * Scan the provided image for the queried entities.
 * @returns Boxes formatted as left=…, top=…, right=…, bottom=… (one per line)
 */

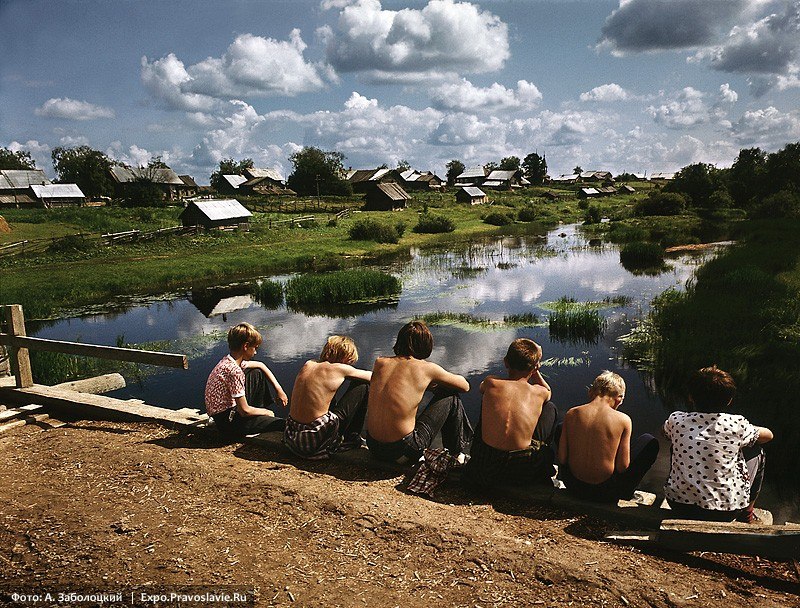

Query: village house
left=455, top=186, right=488, bottom=205
left=347, top=168, right=404, bottom=194
left=178, top=175, right=199, bottom=198
left=179, top=198, right=252, bottom=229
left=399, top=169, right=443, bottom=191
left=578, top=171, right=614, bottom=183
left=578, top=187, right=601, bottom=199
left=454, top=166, right=487, bottom=187
left=548, top=174, right=578, bottom=185
left=649, top=172, right=676, bottom=182
left=482, top=169, right=526, bottom=190
left=238, top=167, right=295, bottom=196
left=363, top=182, right=410, bottom=211
left=109, top=165, right=191, bottom=201
left=29, top=184, right=86, bottom=207
left=216, top=174, right=248, bottom=195
left=0, top=169, right=49, bottom=207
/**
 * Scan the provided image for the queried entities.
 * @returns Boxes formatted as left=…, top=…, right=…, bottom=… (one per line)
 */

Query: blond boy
left=205, top=323, right=288, bottom=438
left=283, top=336, right=372, bottom=459
left=463, top=338, right=557, bottom=488
left=557, top=371, right=658, bottom=502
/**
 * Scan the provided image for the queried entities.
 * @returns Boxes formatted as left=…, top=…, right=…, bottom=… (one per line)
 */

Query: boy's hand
left=276, top=390, right=289, bottom=408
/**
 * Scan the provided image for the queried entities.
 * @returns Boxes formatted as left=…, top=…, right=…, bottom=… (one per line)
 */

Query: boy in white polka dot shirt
left=663, top=366, right=773, bottom=523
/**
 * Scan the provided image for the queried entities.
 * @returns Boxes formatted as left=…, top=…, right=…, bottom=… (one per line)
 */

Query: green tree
left=573, top=166, right=583, bottom=175
left=763, top=142, right=800, bottom=197
left=210, top=157, right=254, bottom=191
left=728, top=147, right=766, bottom=208
left=287, top=147, right=352, bottom=196
left=121, top=157, right=168, bottom=207
left=445, top=159, right=465, bottom=186
left=0, top=147, right=36, bottom=170
left=484, top=161, right=499, bottom=173
left=396, top=159, right=411, bottom=172
left=667, top=163, right=722, bottom=208
left=522, top=152, right=547, bottom=185
left=499, top=156, right=520, bottom=171
left=51, top=146, right=114, bottom=198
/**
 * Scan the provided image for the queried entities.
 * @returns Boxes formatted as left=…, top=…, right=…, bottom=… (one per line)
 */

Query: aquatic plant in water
left=285, top=269, right=401, bottom=307
left=548, top=300, right=607, bottom=345
left=251, top=279, right=284, bottom=309
left=619, top=241, right=664, bottom=269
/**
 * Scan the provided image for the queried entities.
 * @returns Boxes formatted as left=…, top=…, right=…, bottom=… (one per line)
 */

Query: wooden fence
left=0, top=304, right=187, bottom=389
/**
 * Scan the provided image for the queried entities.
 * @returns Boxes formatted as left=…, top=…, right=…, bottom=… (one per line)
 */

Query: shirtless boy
left=283, top=336, right=372, bottom=459
left=366, top=321, right=473, bottom=463
left=557, top=371, right=658, bottom=502
left=463, top=338, right=558, bottom=488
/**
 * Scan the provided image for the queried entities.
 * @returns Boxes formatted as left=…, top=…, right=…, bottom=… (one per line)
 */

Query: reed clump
left=548, top=301, right=606, bottom=344
left=619, top=241, right=664, bottom=269
left=251, top=279, right=284, bottom=309
left=285, top=269, right=401, bottom=307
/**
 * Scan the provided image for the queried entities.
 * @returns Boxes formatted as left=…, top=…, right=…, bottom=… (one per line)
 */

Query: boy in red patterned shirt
left=205, top=322, right=287, bottom=438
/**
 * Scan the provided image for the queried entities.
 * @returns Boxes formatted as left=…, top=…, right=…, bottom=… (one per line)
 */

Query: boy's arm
left=337, top=363, right=372, bottom=383
left=245, top=361, right=288, bottom=407
left=557, top=415, right=569, bottom=465
left=614, top=416, right=632, bottom=474
left=530, top=367, right=551, bottom=401
left=234, top=395, right=274, bottom=417
left=756, top=426, right=774, bottom=443
left=428, top=363, right=470, bottom=393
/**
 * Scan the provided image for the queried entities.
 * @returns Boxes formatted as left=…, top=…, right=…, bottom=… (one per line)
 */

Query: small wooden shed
left=456, top=186, right=488, bottom=205
left=363, top=182, right=410, bottom=211
left=180, top=199, right=252, bottom=229
left=29, top=184, right=86, bottom=207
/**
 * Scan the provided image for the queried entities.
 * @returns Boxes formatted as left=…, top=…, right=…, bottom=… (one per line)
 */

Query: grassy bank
left=0, top=187, right=704, bottom=319
left=622, top=219, right=800, bottom=490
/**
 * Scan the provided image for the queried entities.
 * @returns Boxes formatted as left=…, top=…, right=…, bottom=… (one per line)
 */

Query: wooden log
left=4, top=305, right=32, bottom=388
left=53, top=373, right=126, bottom=394
left=0, top=335, right=187, bottom=369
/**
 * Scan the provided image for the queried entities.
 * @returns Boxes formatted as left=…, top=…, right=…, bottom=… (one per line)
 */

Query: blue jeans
left=366, top=388, right=473, bottom=463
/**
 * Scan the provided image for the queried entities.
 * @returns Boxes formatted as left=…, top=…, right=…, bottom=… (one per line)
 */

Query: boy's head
left=393, top=321, right=433, bottom=359
left=504, top=338, right=542, bottom=373
left=588, top=371, right=626, bottom=406
left=687, top=365, right=736, bottom=412
left=227, top=322, right=262, bottom=353
left=320, top=335, right=358, bottom=365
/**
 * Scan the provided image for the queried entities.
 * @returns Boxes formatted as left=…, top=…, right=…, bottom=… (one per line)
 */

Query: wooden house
left=239, top=168, right=295, bottom=196
left=29, top=184, right=86, bottom=207
left=579, top=171, right=613, bottom=183
left=0, top=169, right=49, bottom=207
left=620, top=184, right=636, bottom=194
left=456, top=186, right=488, bottom=205
left=180, top=199, right=252, bottom=229
left=455, top=166, right=487, bottom=187
left=483, top=169, right=524, bottom=190
left=578, top=187, right=601, bottom=198
left=399, top=169, right=443, bottom=191
left=549, top=174, right=578, bottom=185
left=109, top=165, right=187, bottom=201
left=363, top=182, right=410, bottom=211
left=348, top=168, right=403, bottom=194
left=178, top=175, right=199, bottom=198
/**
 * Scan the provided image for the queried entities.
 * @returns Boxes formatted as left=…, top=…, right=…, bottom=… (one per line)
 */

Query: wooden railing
left=0, top=304, right=188, bottom=389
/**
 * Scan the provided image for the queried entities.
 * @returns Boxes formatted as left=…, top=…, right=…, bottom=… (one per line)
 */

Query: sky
left=1, top=0, right=799, bottom=184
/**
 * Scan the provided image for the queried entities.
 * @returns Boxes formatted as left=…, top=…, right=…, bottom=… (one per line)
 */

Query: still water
left=33, top=223, right=793, bottom=519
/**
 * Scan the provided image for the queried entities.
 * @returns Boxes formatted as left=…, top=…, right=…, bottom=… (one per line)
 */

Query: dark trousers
left=667, top=445, right=766, bottom=522
left=464, top=400, right=558, bottom=488
left=367, top=388, right=473, bottom=463
left=329, top=378, right=369, bottom=437
left=212, top=368, right=285, bottom=438
left=559, top=433, right=659, bottom=502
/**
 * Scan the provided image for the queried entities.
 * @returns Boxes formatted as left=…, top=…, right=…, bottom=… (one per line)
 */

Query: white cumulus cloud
left=430, top=79, right=542, bottom=112
left=647, top=87, right=712, bottom=128
left=34, top=98, right=115, bottom=120
left=319, top=0, right=509, bottom=81
left=579, top=83, right=634, bottom=102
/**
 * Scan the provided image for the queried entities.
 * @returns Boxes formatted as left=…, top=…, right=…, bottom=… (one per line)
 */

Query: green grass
left=285, top=269, right=401, bottom=308
left=619, top=241, right=665, bottom=270
left=547, top=299, right=607, bottom=344
left=251, top=279, right=284, bottom=309
left=503, top=312, right=540, bottom=327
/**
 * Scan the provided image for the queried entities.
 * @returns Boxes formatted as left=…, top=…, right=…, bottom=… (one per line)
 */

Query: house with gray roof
left=109, top=165, right=189, bottom=201
left=0, top=169, right=49, bottom=206
left=456, top=186, right=488, bottom=205
left=399, top=169, right=443, bottom=191
left=348, top=168, right=403, bottom=193
left=180, top=199, right=252, bottom=229
left=455, top=166, right=487, bottom=187
left=483, top=169, right=525, bottom=190
left=29, top=184, right=86, bottom=207
left=363, top=182, right=410, bottom=211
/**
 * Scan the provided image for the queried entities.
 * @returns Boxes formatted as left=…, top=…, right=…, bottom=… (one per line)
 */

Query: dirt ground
left=0, top=420, right=798, bottom=608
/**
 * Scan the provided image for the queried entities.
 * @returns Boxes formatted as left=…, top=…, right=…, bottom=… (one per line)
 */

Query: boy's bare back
left=290, top=361, right=367, bottom=424
left=480, top=376, right=549, bottom=451
left=560, top=402, right=631, bottom=484
left=367, top=356, right=468, bottom=442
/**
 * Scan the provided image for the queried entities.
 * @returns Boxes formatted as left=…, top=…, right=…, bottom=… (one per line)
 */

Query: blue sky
left=1, top=0, right=798, bottom=183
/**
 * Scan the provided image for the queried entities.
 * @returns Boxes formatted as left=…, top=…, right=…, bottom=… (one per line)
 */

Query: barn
left=29, top=184, right=86, bottom=207
left=179, top=199, right=252, bottom=229
left=363, top=182, right=410, bottom=211
left=456, top=186, right=488, bottom=205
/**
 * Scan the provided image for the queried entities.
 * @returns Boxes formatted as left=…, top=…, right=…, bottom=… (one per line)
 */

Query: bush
left=619, top=241, right=664, bottom=268
left=635, top=191, right=687, bottom=216
left=348, top=218, right=402, bottom=243
left=47, top=234, right=96, bottom=254
left=583, top=205, right=601, bottom=224
left=750, top=190, right=800, bottom=219
left=395, top=221, right=407, bottom=237
left=483, top=212, right=514, bottom=226
left=413, top=213, right=455, bottom=233
left=517, top=207, right=537, bottom=222
left=577, top=199, right=589, bottom=210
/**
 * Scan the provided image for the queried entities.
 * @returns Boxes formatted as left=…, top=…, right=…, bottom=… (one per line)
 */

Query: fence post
left=4, top=305, right=33, bottom=388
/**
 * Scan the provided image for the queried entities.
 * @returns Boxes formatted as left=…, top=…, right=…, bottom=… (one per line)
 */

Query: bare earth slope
left=0, top=421, right=797, bottom=607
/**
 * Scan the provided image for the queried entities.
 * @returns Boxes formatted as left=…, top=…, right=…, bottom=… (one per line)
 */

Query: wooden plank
left=5, top=305, right=33, bottom=388
left=0, top=404, right=45, bottom=422
left=53, top=373, right=126, bottom=394
left=0, top=335, right=187, bottom=369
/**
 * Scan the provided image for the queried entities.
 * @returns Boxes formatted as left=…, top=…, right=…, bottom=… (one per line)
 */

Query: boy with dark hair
left=205, top=323, right=287, bottom=438
left=366, top=321, right=472, bottom=464
left=558, top=371, right=659, bottom=502
left=284, top=336, right=372, bottom=459
left=663, top=365, right=773, bottom=522
left=463, top=338, right=557, bottom=489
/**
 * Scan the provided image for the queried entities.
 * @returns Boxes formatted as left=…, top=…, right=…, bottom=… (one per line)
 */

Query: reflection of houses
left=0, top=169, right=49, bottom=207
left=482, top=169, right=526, bottom=190
left=109, top=165, right=191, bottom=201
left=30, top=184, right=86, bottom=207
left=238, top=168, right=295, bottom=196
left=455, top=166, right=487, bottom=187
left=363, top=183, right=410, bottom=211
left=180, top=199, right=252, bottom=229
left=456, top=186, right=488, bottom=205
left=190, top=285, right=253, bottom=319
left=399, top=169, right=443, bottom=191
left=347, top=168, right=403, bottom=194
